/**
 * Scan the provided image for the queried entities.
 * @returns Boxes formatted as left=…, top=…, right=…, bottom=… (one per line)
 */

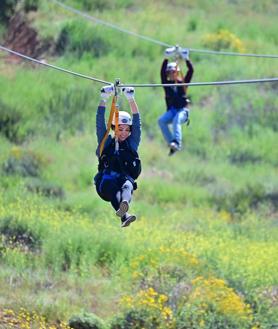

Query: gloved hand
left=100, top=84, right=114, bottom=101
left=164, top=46, right=176, bottom=58
left=122, top=87, right=135, bottom=101
left=179, top=48, right=190, bottom=60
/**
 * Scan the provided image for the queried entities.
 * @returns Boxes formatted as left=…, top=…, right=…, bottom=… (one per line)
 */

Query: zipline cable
left=50, top=0, right=278, bottom=59
left=1, top=45, right=278, bottom=88
left=119, top=78, right=278, bottom=88
left=49, top=0, right=170, bottom=48
left=0, top=45, right=112, bottom=85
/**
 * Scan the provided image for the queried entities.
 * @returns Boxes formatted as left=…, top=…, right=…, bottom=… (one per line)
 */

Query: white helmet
left=112, top=111, right=132, bottom=126
left=166, top=62, right=180, bottom=72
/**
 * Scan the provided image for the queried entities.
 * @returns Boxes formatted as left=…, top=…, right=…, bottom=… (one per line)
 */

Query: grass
left=0, top=0, right=278, bottom=328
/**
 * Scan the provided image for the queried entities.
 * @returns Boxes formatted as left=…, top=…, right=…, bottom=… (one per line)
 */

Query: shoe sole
left=121, top=215, right=136, bottom=228
left=116, top=200, right=129, bottom=218
left=168, top=149, right=178, bottom=156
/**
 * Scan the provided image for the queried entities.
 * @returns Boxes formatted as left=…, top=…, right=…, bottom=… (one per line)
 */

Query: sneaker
left=168, top=141, right=179, bottom=156
left=168, top=148, right=178, bottom=156
left=121, top=214, right=137, bottom=228
left=116, top=200, right=129, bottom=218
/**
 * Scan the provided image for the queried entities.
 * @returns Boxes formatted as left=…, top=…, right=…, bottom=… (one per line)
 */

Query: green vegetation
left=0, top=0, right=277, bottom=328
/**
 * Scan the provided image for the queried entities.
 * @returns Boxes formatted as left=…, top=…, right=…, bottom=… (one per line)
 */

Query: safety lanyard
left=114, top=104, right=119, bottom=153
left=99, top=95, right=119, bottom=156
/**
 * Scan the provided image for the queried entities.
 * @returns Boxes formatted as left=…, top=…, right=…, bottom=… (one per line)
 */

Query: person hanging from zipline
left=94, top=84, right=141, bottom=228
left=158, top=46, right=194, bottom=156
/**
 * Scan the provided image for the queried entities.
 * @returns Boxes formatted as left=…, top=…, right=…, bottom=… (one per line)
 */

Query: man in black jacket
left=158, top=47, right=194, bottom=155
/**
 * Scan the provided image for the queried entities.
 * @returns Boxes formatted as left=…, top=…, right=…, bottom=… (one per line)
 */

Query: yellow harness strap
left=99, top=96, right=118, bottom=156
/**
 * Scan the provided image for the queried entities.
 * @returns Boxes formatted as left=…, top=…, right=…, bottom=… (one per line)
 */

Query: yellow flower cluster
left=0, top=192, right=89, bottom=230
left=121, top=287, right=174, bottom=326
left=1, top=308, right=70, bottom=329
left=190, top=276, right=253, bottom=321
left=130, top=246, right=200, bottom=279
left=159, top=246, right=199, bottom=266
left=202, top=29, right=246, bottom=53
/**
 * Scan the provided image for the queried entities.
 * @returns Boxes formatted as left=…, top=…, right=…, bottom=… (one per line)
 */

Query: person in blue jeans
left=94, top=85, right=141, bottom=228
left=158, top=47, right=194, bottom=155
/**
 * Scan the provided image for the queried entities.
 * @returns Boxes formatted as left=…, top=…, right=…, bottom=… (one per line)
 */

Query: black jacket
left=160, top=59, right=194, bottom=110
left=98, top=139, right=141, bottom=180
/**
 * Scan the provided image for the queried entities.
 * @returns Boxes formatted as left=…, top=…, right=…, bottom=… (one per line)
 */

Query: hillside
left=0, top=0, right=278, bottom=328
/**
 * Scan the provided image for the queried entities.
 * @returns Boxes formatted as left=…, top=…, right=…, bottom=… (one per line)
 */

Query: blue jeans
left=158, top=107, right=189, bottom=149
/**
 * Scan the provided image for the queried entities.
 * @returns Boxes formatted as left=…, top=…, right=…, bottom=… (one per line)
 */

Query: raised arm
left=184, top=59, right=194, bottom=83
left=160, top=59, right=168, bottom=84
left=123, top=87, right=141, bottom=151
left=96, top=101, right=107, bottom=145
left=96, top=85, right=114, bottom=145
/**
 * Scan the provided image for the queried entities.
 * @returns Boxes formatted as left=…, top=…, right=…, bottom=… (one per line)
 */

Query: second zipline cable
left=49, top=0, right=278, bottom=59
left=119, top=77, right=278, bottom=88
left=1, top=45, right=278, bottom=87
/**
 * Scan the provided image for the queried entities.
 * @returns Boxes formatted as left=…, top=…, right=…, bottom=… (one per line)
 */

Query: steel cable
left=50, top=0, right=278, bottom=59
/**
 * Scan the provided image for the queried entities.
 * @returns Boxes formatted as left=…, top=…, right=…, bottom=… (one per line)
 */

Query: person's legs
left=96, top=174, right=121, bottom=210
left=116, top=180, right=133, bottom=217
left=172, top=108, right=189, bottom=149
left=121, top=180, right=133, bottom=203
left=158, top=110, right=175, bottom=145
left=96, top=173, right=137, bottom=226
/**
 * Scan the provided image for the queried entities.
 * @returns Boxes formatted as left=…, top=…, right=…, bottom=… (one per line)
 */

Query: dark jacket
left=95, top=105, right=141, bottom=180
left=160, top=59, right=194, bottom=110
left=98, top=138, right=141, bottom=180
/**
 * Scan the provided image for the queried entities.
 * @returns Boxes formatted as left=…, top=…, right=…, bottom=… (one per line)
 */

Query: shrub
left=216, top=184, right=278, bottom=215
left=68, top=312, right=106, bottom=329
left=3, top=147, right=42, bottom=177
left=117, top=287, right=174, bottom=329
left=0, top=0, right=17, bottom=24
left=78, top=0, right=133, bottom=11
left=110, top=310, right=150, bottom=329
left=26, top=179, right=65, bottom=199
left=1, top=308, right=71, bottom=329
left=175, top=276, right=253, bottom=329
left=23, top=0, right=40, bottom=12
left=129, top=247, right=201, bottom=294
left=228, top=148, right=262, bottom=165
left=0, top=100, right=22, bottom=143
left=0, top=216, right=41, bottom=252
left=0, top=0, right=38, bottom=24
left=55, top=20, right=109, bottom=58
left=202, top=29, right=245, bottom=52
left=187, top=18, right=197, bottom=31
left=45, top=85, right=92, bottom=134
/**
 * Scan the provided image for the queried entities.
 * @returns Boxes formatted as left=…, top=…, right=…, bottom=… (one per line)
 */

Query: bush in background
left=0, top=0, right=17, bottom=24
left=69, top=312, right=106, bottom=329
left=202, top=29, right=245, bottom=52
left=55, top=20, right=110, bottom=58
left=0, top=100, right=22, bottom=143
